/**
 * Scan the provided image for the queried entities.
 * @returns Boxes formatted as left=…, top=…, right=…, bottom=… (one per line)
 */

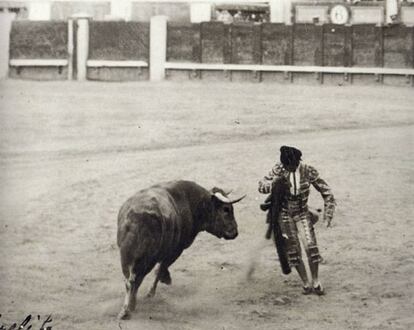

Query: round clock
left=330, top=5, right=349, bottom=25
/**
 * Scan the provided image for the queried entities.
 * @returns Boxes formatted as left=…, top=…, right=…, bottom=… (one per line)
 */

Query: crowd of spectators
left=215, top=9, right=269, bottom=24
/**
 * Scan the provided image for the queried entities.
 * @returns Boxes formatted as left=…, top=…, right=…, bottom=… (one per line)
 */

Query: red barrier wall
left=200, top=22, right=225, bottom=63
left=8, top=21, right=414, bottom=84
left=293, top=24, right=323, bottom=66
left=231, top=24, right=256, bottom=64
left=10, top=21, right=68, bottom=59
left=89, top=22, right=149, bottom=61
left=167, top=23, right=200, bottom=62
left=383, top=26, right=413, bottom=68
left=352, top=25, right=379, bottom=67
left=323, top=25, right=349, bottom=67
left=262, top=24, right=292, bottom=65
left=9, top=21, right=68, bottom=80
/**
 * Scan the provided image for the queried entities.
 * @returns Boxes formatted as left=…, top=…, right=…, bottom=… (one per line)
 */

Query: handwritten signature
left=0, top=314, right=53, bottom=330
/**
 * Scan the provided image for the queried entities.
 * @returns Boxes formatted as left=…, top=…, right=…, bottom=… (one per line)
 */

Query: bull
left=117, top=180, right=245, bottom=320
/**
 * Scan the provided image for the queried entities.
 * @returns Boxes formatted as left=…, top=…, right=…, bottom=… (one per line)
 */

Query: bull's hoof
left=129, top=299, right=136, bottom=311
left=146, top=290, right=155, bottom=299
left=159, top=269, right=172, bottom=285
left=118, top=308, right=131, bottom=320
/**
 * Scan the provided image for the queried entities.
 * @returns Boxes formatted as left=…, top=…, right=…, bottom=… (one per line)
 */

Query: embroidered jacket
left=258, top=162, right=335, bottom=221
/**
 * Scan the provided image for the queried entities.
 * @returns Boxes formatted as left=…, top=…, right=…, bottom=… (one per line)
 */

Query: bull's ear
left=210, top=187, right=221, bottom=194
left=210, top=187, right=232, bottom=196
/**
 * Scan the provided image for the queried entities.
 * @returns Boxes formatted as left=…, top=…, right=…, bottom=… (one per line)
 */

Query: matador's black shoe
left=302, top=285, right=313, bottom=295
left=313, top=283, right=325, bottom=296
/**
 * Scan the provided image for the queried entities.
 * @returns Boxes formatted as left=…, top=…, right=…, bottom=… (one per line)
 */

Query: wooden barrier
left=8, top=21, right=69, bottom=79
left=5, top=20, right=414, bottom=85
left=352, top=25, right=379, bottom=67
left=89, top=21, right=149, bottom=61
left=10, top=59, right=68, bottom=66
left=200, top=22, right=225, bottom=63
left=164, top=62, right=414, bottom=75
left=231, top=24, right=256, bottom=64
left=164, top=62, right=414, bottom=85
left=8, top=59, right=68, bottom=78
left=383, top=25, right=413, bottom=68
left=167, top=23, right=200, bottom=62
left=9, top=21, right=68, bottom=59
left=86, top=59, right=148, bottom=80
left=87, top=60, right=148, bottom=67
left=323, top=25, right=349, bottom=67
left=87, top=20, right=150, bottom=80
left=261, top=24, right=293, bottom=65
left=293, top=24, right=323, bottom=66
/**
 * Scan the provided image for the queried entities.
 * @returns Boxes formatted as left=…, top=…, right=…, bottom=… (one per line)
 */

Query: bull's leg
left=118, top=265, right=143, bottom=320
left=158, top=264, right=172, bottom=284
left=118, top=258, right=157, bottom=319
left=147, top=251, right=182, bottom=298
left=147, top=263, right=173, bottom=298
left=146, top=264, right=162, bottom=298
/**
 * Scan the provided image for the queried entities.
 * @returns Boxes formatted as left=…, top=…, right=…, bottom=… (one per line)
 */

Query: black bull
left=117, top=180, right=245, bottom=320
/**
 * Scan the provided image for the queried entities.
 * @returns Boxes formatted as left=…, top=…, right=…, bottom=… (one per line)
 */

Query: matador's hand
left=258, top=184, right=271, bottom=194
left=324, top=213, right=333, bottom=228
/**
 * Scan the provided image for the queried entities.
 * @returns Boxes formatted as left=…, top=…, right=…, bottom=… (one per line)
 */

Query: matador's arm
left=258, top=163, right=284, bottom=194
left=308, top=166, right=336, bottom=227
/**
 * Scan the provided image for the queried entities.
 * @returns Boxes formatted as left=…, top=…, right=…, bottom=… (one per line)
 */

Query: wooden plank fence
left=6, top=20, right=414, bottom=84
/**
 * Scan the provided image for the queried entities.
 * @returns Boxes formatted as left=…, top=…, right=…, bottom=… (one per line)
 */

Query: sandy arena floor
left=0, top=80, right=413, bottom=330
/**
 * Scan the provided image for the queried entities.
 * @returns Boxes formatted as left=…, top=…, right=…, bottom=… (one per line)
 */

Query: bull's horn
left=229, top=194, right=246, bottom=204
left=224, top=189, right=233, bottom=195
left=214, top=192, right=231, bottom=203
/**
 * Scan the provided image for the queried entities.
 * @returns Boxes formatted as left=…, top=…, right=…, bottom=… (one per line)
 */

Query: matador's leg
left=297, top=215, right=324, bottom=295
left=280, top=211, right=311, bottom=293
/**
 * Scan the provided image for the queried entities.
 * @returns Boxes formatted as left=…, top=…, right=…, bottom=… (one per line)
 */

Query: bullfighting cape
left=261, top=178, right=291, bottom=275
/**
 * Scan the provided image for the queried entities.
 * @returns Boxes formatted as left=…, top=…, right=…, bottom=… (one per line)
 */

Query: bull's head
left=206, top=187, right=246, bottom=240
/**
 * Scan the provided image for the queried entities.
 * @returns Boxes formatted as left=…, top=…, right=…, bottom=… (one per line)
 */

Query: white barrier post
left=28, top=1, right=51, bottom=20
left=67, top=18, right=74, bottom=80
left=0, top=12, right=14, bottom=79
left=110, top=0, right=131, bottom=21
left=270, top=0, right=293, bottom=25
left=190, top=3, right=212, bottom=23
left=269, top=0, right=285, bottom=23
left=150, top=15, right=168, bottom=81
left=73, top=14, right=91, bottom=81
left=385, top=0, right=399, bottom=24
left=284, top=0, right=293, bottom=25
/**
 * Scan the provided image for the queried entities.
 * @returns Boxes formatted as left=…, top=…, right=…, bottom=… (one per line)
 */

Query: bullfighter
left=258, top=146, right=335, bottom=295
